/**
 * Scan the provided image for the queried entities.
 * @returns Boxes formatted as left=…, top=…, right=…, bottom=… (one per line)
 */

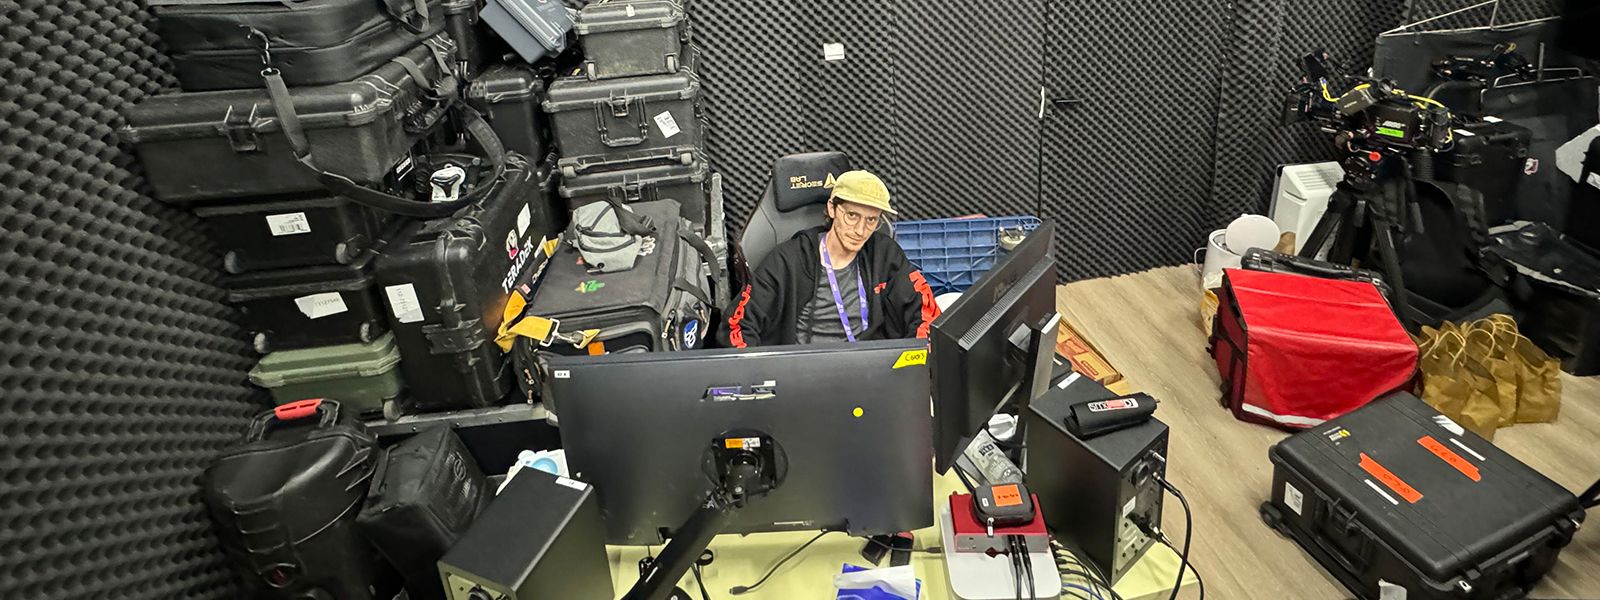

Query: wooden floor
left=1055, top=266, right=1600, bottom=600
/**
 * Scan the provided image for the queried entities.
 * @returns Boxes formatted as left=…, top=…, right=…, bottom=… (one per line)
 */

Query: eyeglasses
left=836, top=208, right=882, bottom=230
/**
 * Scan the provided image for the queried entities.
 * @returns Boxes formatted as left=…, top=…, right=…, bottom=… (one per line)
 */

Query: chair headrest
left=771, top=152, right=851, bottom=212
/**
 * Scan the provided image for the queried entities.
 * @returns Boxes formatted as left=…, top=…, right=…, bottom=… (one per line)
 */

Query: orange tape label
left=992, top=484, right=1023, bottom=507
left=1418, top=436, right=1481, bottom=482
left=1359, top=453, right=1422, bottom=504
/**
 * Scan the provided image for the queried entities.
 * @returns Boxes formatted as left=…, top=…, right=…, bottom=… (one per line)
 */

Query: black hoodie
left=722, top=226, right=940, bottom=348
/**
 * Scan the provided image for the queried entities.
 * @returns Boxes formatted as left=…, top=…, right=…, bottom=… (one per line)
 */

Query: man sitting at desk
left=723, top=170, right=940, bottom=347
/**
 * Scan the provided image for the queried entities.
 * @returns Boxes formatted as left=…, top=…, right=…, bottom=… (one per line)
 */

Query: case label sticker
left=1378, top=579, right=1408, bottom=600
left=293, top=292, right=348, bottom=320
left=553, top=369, right=570, bottom=379
left=1418, top=436, right=1481, bottom=482
left=266, top=212, right=311, bottom=236
left=1283, top=481, right=1304, bottom=516
left=1122, top=496, right=1137, bottom=519
left=1431, top=415, right=1464, bottom=436
left=1450, top=438, right=1486, bottom=462
left=555, top=477, right=588, bottom=491
left=1359, top=453, right=1422, bottom=504
left=1088, top=398, right=1137, bottom=412
left=516, top=203, right=531, bottom=236
left=891, top=349, right=927, bottom=369
left=384, top=283, right=425, bottom=324
left=992, top=484, right=1023, bottom=507
left=654, top=111, right=681, bottom=139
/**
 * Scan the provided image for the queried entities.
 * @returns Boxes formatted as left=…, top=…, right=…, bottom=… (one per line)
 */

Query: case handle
left=593, top=98, right=651, bottom=148
left=246, top=399, right=342, bottom=442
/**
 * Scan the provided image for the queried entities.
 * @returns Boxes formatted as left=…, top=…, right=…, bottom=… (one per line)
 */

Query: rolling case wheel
left=253, top=332, right=271, bottom=355
left=1259, top=502, right=1286, bottom=535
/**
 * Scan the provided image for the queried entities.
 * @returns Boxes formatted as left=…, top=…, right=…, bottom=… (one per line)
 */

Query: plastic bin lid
left=575, top=0, right=684, bottom=35
left=249, top=333, right=402, bottom=387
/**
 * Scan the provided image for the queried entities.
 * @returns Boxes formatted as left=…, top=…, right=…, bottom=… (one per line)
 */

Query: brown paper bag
left=1486, top=315, right=1563, bottom=423
left=1413, top=327, right=1501, bottom=438
left=1464, top=327, right=1520, bottom=427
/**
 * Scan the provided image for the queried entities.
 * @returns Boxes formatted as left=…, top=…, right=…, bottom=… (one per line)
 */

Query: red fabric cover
left=1215, top=268, right=1418, bottom=429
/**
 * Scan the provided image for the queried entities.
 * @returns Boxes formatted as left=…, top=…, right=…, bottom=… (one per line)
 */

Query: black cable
left=728, top=530, right=836, bottom=595
left=860, top=535, right=942, bottom=554
left=1008, top=537, right=1024, bottom=600
left=952, top=464, right=978, bottom=493
left=1158, top=478, right=1194, bottom=600
left=1158, top=534, right=1205, bottom=600
left=1016, top=535, right=1037, bottom=600
left=691, top=564, right=712, bottom=600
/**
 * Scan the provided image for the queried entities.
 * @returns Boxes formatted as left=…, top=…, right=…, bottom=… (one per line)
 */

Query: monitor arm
left=624, top=432, right=784, bottom=600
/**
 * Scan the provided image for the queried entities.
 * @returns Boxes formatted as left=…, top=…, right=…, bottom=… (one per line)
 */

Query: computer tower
left=436, top=469, right=613, bottom=600
left=1024, top=383, right=1168, bottom=583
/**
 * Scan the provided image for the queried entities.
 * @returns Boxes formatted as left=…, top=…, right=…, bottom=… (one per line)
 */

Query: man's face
left=827, top=201, right=884, bottom=253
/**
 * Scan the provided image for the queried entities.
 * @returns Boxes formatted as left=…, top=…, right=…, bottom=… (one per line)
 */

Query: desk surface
left=606, top=376, right=1197, bottom=600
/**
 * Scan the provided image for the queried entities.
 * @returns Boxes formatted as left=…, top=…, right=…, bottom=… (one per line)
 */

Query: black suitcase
left=151, top=0, right=448, bottom=92
left=574, top=0, right=689, bottom=80
left=196, top=195, right=396, bottom=274
left=1261, top=392, right=1585, bottom=600
left=515, top=200, right=719, bottom=408
left=357, top=426, right=491, bottom=600
left=1435, top=119, right=1533, bottom=226
left=121, top=36, right=456, bottom=205
left=558, top=154, right=710, bottom=232
left=203, top=399, right=398, bottom=600
left=1489, top=221, right=1600, bottom=376
left=543, top=69, right=702, bottom=172
left=1241, top=248, right=1395, bottom=300
left=375, top=157, right=559, bottom=413
left=1567, top=135, right=1600, bottom=251
left=226, top=250, right=390, bottom=353
left=467, top=64, right=549, bottom=162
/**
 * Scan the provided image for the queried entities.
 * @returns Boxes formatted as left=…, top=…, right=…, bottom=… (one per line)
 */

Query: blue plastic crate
left=894, top=216, right=1042, bottom=295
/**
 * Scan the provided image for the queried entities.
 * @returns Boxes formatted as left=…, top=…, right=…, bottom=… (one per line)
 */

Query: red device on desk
left=949, top=491, right=1049, bottom=554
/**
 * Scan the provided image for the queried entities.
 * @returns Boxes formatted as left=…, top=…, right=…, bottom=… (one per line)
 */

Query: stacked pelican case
left=125, top=1, right=584, bottom=596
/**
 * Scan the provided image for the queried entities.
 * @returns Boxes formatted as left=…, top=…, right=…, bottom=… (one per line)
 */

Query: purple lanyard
left=820, top=233, right=869, bottom=342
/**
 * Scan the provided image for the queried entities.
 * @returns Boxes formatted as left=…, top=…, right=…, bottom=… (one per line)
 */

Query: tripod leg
left=1298, top=190, right=1353, bottom=259
left=1372, top=226, right=1415, bottom=329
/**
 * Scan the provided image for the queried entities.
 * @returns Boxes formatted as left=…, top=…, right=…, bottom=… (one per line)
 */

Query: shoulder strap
left=262, top=66, right=507, bottom=219
left=678, top=227, right=724, bottom=310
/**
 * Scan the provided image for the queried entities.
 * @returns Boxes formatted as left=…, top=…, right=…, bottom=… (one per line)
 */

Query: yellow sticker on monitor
left=892, top=349, right=928, bottom=369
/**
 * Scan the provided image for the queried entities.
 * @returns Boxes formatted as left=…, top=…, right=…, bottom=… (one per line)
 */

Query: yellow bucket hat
left=828, top=170, right=896, bottom=215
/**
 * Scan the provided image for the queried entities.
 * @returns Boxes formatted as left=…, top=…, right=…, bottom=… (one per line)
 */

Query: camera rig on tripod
left=1280, top=50, right=1461, bottom=328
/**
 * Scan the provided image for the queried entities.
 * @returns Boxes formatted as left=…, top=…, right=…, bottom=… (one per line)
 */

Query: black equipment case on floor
left=225, top=251, right=389, bottom=354
left=121, top=36, right=455, bottom=204
left=196, top=195, right=395, bottom=274
left=467, top=64, right=548, bottom=161
left=1489, top=221, right=1600, bottom=376
left=558, top=154, right=710, bottom=231
left=1261, top=392, right=1585, bottom=600
left=375, top=158, right=559, bottom=413
left=575, top=0, right=689, bottom=80
left=543, top=69, right=701, bottom=171
left=202, top=399, right=398, bottom=600
left=357, top=426, right=491, bottom=600
left=150, top=0, right=448, bottom=92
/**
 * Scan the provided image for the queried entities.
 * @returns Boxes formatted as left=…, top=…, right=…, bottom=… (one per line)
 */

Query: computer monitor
left=929, top=220, right=1059, bottom=474
left=542, top=339, right=934, bottom=546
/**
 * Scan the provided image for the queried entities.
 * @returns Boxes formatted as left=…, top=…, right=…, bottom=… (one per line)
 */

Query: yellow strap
left=492, top=237, right=600, bottom=352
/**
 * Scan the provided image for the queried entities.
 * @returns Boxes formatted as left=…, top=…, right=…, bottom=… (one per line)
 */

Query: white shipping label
left=294, top=292, right=348, bottom=320
left=1283, top=481, right=1305, bottom=516
left=823, top=42, right=846, bottom=61
left=384, top=283, right=425, bottom=324
left=266, top=212, right=312, bottom=236
left=1378, top=580, right=1408, bottom=600
left=653, top=111, right=681, bottom=139
left=555, top=477, right=589, bottom=491
left=516, top=203, right=532, bottom=236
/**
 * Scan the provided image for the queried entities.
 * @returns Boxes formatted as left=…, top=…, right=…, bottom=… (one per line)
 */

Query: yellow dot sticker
left=853, top=407, right=864, bottom=418
left=892, top=349, right=928, bottom=369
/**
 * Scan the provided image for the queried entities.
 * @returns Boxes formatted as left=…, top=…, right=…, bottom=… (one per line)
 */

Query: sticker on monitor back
left=891, top=349, right=927, bottom=369
left=1087, top=398, right=1137, bottom=412
left=725, top=437, right=761, bottom=449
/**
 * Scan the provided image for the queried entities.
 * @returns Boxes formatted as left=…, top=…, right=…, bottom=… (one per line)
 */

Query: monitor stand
left=624, top=432, right=783, bottom=600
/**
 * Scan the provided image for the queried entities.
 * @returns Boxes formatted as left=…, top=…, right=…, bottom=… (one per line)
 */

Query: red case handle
left=274, top=399, right=324, bottom=421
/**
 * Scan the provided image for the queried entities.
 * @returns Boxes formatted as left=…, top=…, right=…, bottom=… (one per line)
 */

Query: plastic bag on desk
left=835, top=564, right=919, bottom=600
